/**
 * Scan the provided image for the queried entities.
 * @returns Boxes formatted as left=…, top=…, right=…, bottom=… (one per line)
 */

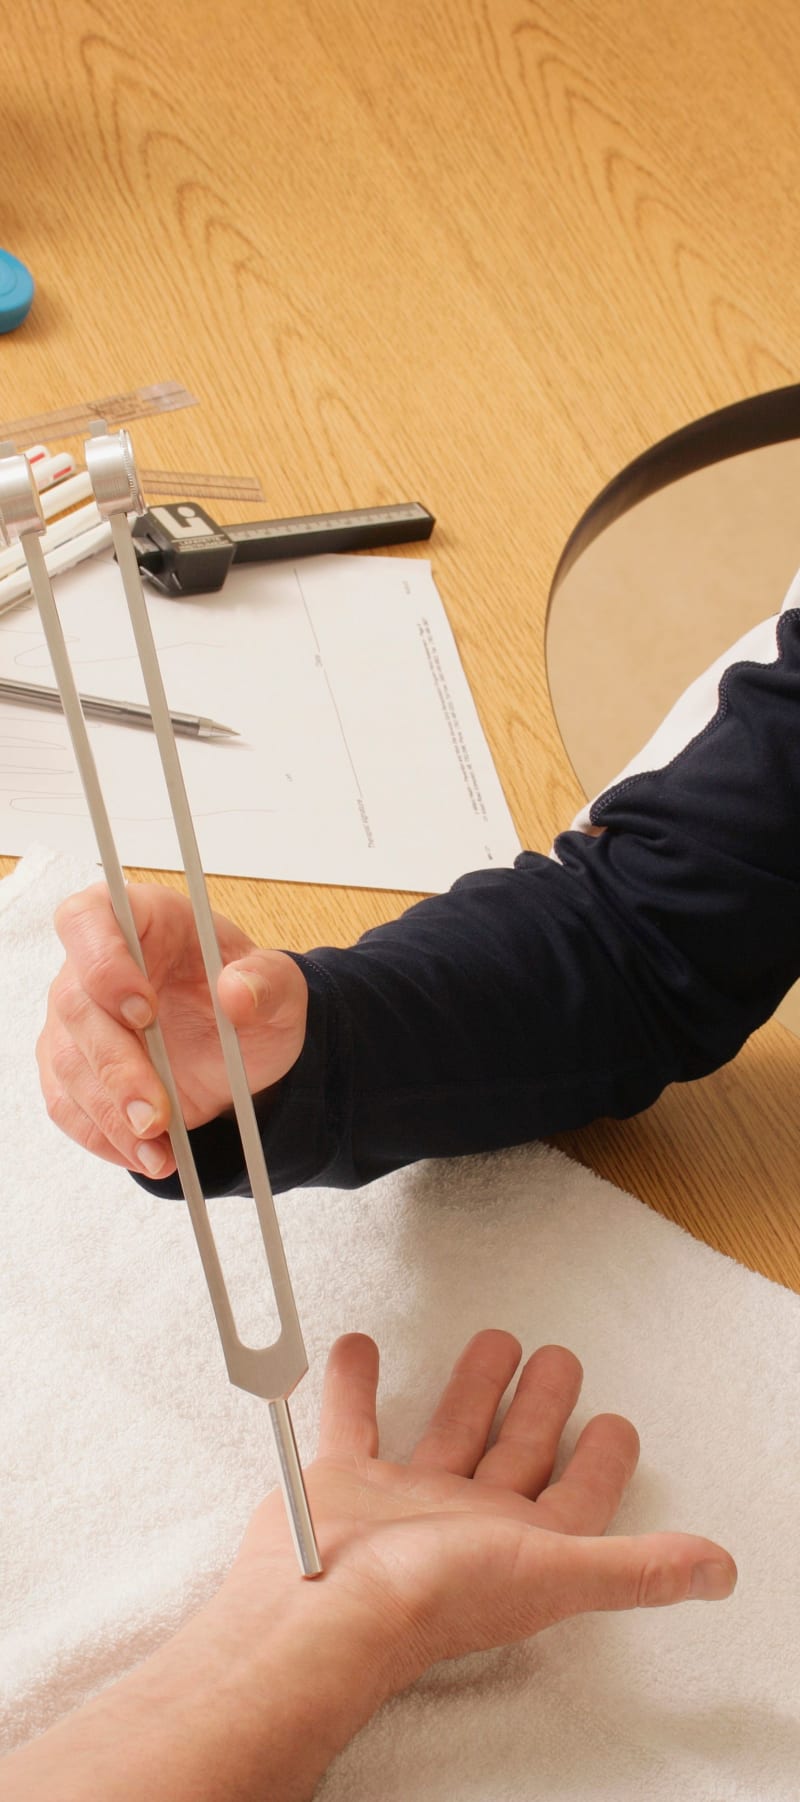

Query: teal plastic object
left=0, top=250, right=34, bottom=333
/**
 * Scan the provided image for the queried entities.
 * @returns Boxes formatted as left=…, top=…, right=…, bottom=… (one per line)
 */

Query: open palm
left=226, top=1330, right=736, bottom=1689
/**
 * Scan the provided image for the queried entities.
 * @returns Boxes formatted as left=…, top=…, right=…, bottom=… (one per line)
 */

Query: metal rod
left=270, top=1400, right=323, bottom=1577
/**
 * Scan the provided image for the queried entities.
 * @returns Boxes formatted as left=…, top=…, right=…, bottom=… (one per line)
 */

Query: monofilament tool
left=0, top=429, right=322, bottom=1578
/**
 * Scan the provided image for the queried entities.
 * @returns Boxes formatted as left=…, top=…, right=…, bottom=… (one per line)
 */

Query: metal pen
left=0, top=675, right=238, bottom=739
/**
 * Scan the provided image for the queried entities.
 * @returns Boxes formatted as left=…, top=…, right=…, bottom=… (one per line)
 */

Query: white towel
left=1, top=845, right=798, bottom=1801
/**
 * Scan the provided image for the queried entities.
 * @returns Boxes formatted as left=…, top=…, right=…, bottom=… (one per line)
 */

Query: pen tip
left=211, top=722, right=240, bottom=738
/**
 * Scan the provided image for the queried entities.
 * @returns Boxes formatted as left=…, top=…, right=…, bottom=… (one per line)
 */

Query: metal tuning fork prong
left=0, top=431, right=321, bottom=1579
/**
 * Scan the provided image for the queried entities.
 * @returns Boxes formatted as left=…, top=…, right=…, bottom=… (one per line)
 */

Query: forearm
left=138, top=595, right=800, bottom=1198
left=0, top=1594, right=393, bottom=1802
left=139, top=857, right=691, bottom=1200
left=290, top=593, right=800, bottom=1185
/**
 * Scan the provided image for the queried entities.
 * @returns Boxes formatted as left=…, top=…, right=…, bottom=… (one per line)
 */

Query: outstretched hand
left=0, top=1330, right=737, bottom=1802
left=218, top=1329, right=737, bottom=1690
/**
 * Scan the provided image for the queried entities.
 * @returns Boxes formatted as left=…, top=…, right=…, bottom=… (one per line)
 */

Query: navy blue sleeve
left=137, top=601, right=800, bottom=1198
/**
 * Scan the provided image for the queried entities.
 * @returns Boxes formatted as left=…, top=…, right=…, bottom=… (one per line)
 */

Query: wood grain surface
left=3, top=0, right=798, bottom=1288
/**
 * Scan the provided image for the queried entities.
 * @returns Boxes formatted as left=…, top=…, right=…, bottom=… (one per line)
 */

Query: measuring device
left=138, top=469, right=266, bottom=503
left=0, top=381, right=197, bottom=451
left=133, top=499, right=435, bottom=595
left=0, top=429, right=322, bottom=1580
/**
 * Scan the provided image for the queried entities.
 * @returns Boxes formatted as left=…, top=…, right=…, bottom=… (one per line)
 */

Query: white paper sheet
left=0, top=553, right=521, bottom=889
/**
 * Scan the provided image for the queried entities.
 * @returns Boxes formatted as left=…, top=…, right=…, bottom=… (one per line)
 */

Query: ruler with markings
left=0, top=381, right=197, bottom=450
left=140, top=469, right=265, bottom=502
left=228, top=501, right=434, bottom=558
left=133, top=500, right=436, bottom=594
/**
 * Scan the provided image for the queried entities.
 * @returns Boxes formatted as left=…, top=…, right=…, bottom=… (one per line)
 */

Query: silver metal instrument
left=0, top=429, right=322, bottom=1579
left=0, top=675, right=237, bottom=738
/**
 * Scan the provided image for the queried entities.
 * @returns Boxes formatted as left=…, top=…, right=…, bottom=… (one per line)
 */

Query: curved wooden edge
left=548, top=381, right=800, bottom=602
left=544, top=387, right=800, bottom=1292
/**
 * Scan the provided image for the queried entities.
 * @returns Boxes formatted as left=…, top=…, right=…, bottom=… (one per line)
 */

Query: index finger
left=54, top=882, right=159, bottom=1029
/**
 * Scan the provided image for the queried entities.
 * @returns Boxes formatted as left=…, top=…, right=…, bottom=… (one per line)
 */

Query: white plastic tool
left=0, top=430, right=322, bottom=1578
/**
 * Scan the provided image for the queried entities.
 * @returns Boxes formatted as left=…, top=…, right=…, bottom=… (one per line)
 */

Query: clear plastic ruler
left=0, top=381, right=198, bottom=450
left=140, top=469, right=265, bottom=502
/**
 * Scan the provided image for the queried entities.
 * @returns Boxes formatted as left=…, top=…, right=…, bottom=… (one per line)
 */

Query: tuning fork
left=0, top=428, right=322, bottom=1578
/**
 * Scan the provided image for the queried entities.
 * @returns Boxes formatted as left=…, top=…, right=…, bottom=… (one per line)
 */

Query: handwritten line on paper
left=294, top=568, right=367, bottom=805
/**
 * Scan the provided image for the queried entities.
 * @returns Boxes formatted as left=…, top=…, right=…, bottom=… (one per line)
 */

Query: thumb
left=218, top=949, right=306, bottom=1032
left=396, top=1517, right=737, bottom=1673
left=524, top=1527, right=737, bottom=1623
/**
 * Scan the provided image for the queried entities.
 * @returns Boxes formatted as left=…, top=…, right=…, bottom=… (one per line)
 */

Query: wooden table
left=4, top=0, right=798, bottom=1289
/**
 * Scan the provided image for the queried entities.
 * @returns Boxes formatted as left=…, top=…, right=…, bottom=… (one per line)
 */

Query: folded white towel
left=1, top=845, right=798, bottom=1800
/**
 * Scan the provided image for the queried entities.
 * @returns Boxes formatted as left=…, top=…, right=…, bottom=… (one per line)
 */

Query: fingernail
left=127, top=1099, right=157, bottom=1134
left=232, top=967, right=268, bottom=1008
left=121, top=995, right=152, bottom=1028
left=689, top=1562, right=736, bottom=1601
left=137, top=1141, right=167, bottom=1177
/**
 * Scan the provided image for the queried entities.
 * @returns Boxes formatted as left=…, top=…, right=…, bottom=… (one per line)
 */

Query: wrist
left=0, top=1587, right=398, bottom=1802
left=203, top=1561, right=409, bottom=1696
left=179, top=1577, right=407, bottom=1797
